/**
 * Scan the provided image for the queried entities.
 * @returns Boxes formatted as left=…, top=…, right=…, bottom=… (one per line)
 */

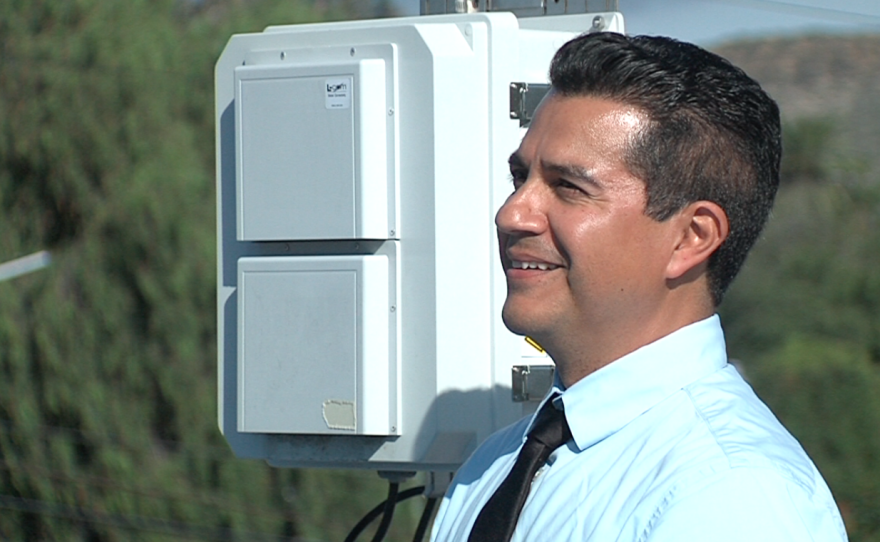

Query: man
left=430, top=32, right=848, bottom=541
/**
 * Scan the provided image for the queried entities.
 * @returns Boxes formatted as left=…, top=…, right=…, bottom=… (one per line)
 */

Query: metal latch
left=509, top=82, right=551, bottom=127
left=512, top=365, right=555, bottom=402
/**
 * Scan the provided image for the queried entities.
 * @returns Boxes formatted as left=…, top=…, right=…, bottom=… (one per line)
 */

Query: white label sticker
left=323, top=399, right=356, bottom=431
left=325, top=77, right=352, bottom=109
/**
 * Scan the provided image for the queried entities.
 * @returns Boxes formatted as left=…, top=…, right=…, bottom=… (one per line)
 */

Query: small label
left=524, top=336, right=545, bottom=353
left=521, top=336, right=550, bottom=359
left=323, top=399, right=356, bottom=431
left=325, top=77, right=352, bottom=109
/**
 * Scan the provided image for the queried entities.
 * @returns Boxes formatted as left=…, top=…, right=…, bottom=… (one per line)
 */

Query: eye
left=509, top=167, right=528, bottom=190
left=553, top=179, right=583, bottom=195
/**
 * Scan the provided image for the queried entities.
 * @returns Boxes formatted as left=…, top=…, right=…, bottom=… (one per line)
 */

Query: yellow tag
left=524, top=336, right=545, bottom=353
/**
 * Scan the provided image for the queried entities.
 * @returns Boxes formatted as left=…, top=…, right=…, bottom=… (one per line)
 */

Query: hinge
left=512, top=365, right=555, bottom=402
left=509, top=82, right=551, bottom=127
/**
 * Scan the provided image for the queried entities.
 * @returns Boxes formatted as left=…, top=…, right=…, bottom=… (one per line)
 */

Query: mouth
left=509, top=260, right=561, bottom=271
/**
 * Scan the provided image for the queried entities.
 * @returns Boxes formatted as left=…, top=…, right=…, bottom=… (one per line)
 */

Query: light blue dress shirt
left=431, top=315, right=848, bottom=541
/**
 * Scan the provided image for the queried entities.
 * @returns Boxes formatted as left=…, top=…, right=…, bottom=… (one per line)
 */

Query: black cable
left=342, top=485, right=425, bottom=542
left=370, top=482, right=399, bottom=542
left=411, top=497, right=438, bottom=542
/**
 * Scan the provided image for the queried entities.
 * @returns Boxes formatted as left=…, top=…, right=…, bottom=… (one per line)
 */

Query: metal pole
left=0, top=251, right=52, bottom=282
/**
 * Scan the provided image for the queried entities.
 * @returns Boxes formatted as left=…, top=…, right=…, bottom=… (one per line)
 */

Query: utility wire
left=709, top=0, right=880, bottom=26
left=0, top=494, right=294, bottom=542
left=0, top=419, right=295, bottom=526
left=0, top=419, right=237, bottom=461
left=0, top=421, right=299, bottom=532
left=0, top=459, right=284, bottom=525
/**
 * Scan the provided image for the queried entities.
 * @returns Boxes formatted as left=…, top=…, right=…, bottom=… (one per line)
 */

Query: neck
left=547, top=299, right=715, bottom=388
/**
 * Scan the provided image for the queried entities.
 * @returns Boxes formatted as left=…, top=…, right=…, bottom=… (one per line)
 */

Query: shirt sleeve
left=644, top=468, right=848, bottom=542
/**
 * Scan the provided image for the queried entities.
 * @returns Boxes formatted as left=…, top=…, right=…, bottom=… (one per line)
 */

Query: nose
left=495, top=178, right=547, bottom=237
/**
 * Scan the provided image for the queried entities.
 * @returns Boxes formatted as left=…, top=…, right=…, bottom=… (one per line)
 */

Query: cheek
left=617, top=222, right=675, bottom=290
left=566, top=213, right=664, bottom=288
left=563, top=221, right=622, bottom=294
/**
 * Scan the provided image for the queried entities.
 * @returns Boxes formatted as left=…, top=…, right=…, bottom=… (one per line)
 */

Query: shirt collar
left=533, top=315, right=727, bottom=451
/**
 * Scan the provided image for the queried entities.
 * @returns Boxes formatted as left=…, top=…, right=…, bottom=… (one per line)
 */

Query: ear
left=665, top=201, right=729, bottom=281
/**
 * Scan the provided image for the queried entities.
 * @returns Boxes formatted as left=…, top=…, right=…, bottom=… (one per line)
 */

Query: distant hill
left=713, top=34, right=880, bottom=161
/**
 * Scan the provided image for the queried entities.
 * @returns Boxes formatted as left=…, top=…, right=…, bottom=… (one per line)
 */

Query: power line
left=0, top=494, right=296, bottom=542
left=710, top=0, right=880, bottom=26
left=0, top=419, right=233, bottom=461
left=0, top=459, right=287, bottom=525
left=0, top=420, right=300, bottom=529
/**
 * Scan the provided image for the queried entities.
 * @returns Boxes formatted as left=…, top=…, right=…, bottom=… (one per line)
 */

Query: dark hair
left=549, top=32, right=781, bottom=305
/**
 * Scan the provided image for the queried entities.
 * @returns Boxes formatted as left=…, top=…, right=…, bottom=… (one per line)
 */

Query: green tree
left=781, top=117, right=835, bottom=183
left=748, top=337, right=880, bottom=539
left=722, top=117, right=880, bottom=540
left=0, top=0, right=420, bottom=540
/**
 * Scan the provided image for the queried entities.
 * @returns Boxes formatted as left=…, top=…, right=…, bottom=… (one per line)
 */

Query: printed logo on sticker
left=325, top=77, right=352, bottom=109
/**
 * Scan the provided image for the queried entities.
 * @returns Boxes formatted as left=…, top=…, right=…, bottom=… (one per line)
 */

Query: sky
left=390, top=0, right=880, bottom=46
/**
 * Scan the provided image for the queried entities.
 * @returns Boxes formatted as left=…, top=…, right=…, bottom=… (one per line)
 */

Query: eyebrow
left=508, top=153, right=527, bottom=171
left=508, top=152, right=603, bottom=190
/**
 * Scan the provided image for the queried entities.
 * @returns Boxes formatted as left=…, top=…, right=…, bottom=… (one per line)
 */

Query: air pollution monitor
left=215, top=9, right=624, bottom=474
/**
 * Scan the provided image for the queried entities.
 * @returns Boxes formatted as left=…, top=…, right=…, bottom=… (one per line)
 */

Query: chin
left=501, top=304, right=538, bottom=338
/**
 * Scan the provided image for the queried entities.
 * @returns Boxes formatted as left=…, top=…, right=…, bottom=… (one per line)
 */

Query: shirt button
left=533, top=465, right=548, bottom=480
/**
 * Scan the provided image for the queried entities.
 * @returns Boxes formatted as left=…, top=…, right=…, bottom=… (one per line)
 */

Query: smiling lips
left=510, top=260, right=560, bottom=271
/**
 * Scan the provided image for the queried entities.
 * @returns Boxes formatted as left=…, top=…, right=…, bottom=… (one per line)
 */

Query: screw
left=592, top=16, right=606, bottom=31
left=350, top=47, right=356, bottom=56
left=280, top=51, right=286, bottom=60
left=390, top=306, right=396, bottom=313
left=388, top=108, right=394, bottom=116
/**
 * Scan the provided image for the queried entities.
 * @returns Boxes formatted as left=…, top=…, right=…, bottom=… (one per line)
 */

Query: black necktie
left=467, top=396, right=572, bottom=542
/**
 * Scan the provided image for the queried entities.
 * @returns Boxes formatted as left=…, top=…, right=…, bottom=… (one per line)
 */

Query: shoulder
left=431, top=414, right=533, bottom=541
left=638, top=366, right=847, bottom=541
left=446, top=413, right=530, bottom=487
left=641, top=466, right=847, bottom=542
left=683, top=365, right=822, bottom=486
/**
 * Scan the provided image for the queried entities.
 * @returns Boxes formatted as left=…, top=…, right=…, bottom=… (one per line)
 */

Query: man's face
left=497, top=93, right=680, bottom=363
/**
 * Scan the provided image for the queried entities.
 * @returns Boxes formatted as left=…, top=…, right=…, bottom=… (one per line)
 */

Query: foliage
left=0, top=0, right=422, bottom=541
left=780, top=117, right=835, bottom=183
left=748, top=337, right=880, bottom=539
left=722, top=117, right=880, bottom=541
